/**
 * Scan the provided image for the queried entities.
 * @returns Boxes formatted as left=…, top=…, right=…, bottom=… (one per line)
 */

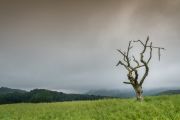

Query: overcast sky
left=0, top=0, right=179, bottom=92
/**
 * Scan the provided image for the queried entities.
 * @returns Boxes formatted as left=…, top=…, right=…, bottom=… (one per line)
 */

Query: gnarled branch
left=123, top=81, right=132, bottom=84
left=117, top=36, right=165, bottom=86
left=116, top=36, right=165, bottom=101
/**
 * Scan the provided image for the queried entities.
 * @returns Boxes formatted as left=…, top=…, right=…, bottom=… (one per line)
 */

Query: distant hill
left=0, top=87, right=27, bottom=95
left=86, top=89, right=134, bottom=98
left=1, top=87, right=179, bottom=104
left=156, top=90, right=180, bottom=95
left=86, top=88, right=176, bottom=98
left=0, top=87, right=106, bottom=104
left=27, top=89, right=105, bottom=103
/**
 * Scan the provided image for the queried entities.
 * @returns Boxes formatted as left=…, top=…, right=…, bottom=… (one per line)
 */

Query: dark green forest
left=0, top=87, right=105, bottom=104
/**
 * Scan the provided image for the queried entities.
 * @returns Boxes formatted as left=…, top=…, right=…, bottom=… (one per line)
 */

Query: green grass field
left=0, top=95, right=180, bottom=120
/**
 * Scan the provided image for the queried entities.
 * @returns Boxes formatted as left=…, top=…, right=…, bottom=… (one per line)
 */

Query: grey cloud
left=0, top=0, right=179, bottom=92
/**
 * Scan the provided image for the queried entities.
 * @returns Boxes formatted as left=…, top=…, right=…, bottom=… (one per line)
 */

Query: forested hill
left=156, top=90, right=180, bottom=95
left=0, top=87, right=105, bottom=104
left=1, top=87, right=180, bottom=105
left=0, top=87, right=27, bottom=95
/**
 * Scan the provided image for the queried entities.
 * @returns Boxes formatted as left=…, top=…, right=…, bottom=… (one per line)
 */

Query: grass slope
left=0, top=95, right=180, bottom=120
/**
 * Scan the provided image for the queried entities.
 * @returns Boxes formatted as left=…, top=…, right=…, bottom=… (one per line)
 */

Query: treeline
left=0, top=88, right=106, bottom=104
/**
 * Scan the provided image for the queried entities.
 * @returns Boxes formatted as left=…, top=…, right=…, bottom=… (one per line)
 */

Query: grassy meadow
left=0, top=95, right=180, bottom=120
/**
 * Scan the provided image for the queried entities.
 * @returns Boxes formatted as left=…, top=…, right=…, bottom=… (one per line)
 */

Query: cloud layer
left=0, top=0, right=180, bottom=92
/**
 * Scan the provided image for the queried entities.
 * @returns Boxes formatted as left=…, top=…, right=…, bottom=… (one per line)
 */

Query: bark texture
left=134, top=85, right=143, bottom=101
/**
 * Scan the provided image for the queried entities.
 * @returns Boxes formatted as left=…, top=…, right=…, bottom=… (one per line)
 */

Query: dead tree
left=116, top=36, right=165, bottom=101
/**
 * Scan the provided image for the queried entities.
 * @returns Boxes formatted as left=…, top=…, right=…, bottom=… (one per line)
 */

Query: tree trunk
left=134, top=86, right=143, bottom=101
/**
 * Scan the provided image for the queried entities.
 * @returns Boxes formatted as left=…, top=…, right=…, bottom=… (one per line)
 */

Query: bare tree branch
left=123, top=82, right=132, bottom=84
left=147, top=42, right=152, bottom=64
left=126, top=41, right=132, bottom=67
left=116, top=36, right=165, bottom=101
left=117, top=49, right=128, bottom=63
left=133, top=56, right=140, bottom=67
left=133, top=40, right=145, bottom=46
left=116, top=60, right=130, bottom=72
left=146, top=46, right=165, bottom=61
left=117, top=49, right=126, bottom=56
left=147, top=46, right=165, bottom=50
left=139, top=37, right=149, bottom=85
